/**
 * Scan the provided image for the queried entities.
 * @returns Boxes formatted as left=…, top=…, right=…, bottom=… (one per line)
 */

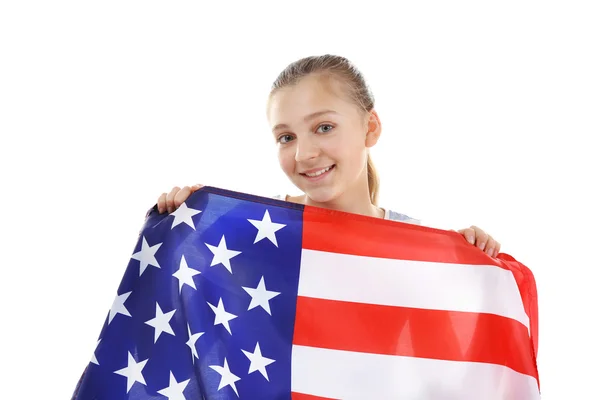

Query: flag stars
left=84, top=199, right=304, bottom=398
left=108, top=291, right=132, bottom=325
left=114, top=351, right=148, bottom=393
left=157, top=371, right=191, bottom=400
left=247, top=209, right=286, bottom=246
left=242, top=342, right=276, bottom=381
left=172, top=255, right=201, bottom=293
left=144, top=302, right=176, bottom=343
left=185, top=323, right=204, bottom=364
left=131, top=236, right=162, bottom=276
left=207, top=297, right=237, bottom=335
left=242, top=276, right=281, bottom=315
left=170, top=202, right=202, bottom=230
left=90, top=338, right=101, bottom=365
left=209, top=358, right=241, bottom=397
left=205, top=235, right=241, bottom=274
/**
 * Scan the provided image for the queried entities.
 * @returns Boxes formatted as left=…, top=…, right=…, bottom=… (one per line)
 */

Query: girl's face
left=267, top=75, right=381, bottom=205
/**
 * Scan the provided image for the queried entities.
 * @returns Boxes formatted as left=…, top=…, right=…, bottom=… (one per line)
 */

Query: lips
left=301, top=165, right=333, bottom=177
left=300, top=164, right=335, bottom=181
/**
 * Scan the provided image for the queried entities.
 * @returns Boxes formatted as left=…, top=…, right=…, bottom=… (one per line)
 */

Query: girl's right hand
left=157, top=184, right=204, bottom=214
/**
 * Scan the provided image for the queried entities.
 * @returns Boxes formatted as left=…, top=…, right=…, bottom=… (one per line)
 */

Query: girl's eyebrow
left=272, top=110, right=339, bottom=132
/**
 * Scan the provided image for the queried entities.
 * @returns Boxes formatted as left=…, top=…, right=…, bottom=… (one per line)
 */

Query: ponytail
left=367, top=154, right=380, bottom=205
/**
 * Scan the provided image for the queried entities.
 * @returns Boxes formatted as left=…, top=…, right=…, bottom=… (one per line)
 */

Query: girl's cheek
left=278, top=149, right=295, bottom=174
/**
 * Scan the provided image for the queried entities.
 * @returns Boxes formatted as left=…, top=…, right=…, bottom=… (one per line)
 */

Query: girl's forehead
left=269, top=77, right=353, bottom=118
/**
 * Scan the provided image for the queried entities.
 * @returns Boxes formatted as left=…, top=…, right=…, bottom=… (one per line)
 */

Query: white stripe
left=298, top=249, right=530, bottom=330
left=291, top=345, right=540, bottom=400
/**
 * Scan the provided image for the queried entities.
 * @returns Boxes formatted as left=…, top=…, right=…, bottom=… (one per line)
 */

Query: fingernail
left=487, top=248, right=494, bottom=256
left=479, top=242, right=485, bottom=251
left=468, top=235, right=475, bottom=245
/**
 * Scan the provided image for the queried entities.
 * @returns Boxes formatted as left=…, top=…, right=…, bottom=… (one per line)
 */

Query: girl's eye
left=317, top=124, right=334, bottom=133
left=278, top=134, right=294, bottom=144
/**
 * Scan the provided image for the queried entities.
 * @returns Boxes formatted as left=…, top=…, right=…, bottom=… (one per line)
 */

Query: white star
left=114, top=351, right=148, bottom=393
left=157, top=371, right=190, bottom=400
left=170, top=202, right=202, bottom=230
left=90, top=338, right=101, bottom=365
left=242, top=276, right=280, bottom=315
left=185, top=323, right=204, bottom=364
left=131, top=236, right=162, bottom=276
left=241, top=342, right=276, bottom=381
left=144, top=302, right=176, bottom=343
left=108, top=291, right=132, bottom=324
left=209, top=358, right=241, bottom=397
left=247, top=210, right=286, bottom=247
left=207, top=297, right=237, bottom=335
left=172, top=255, right=201, bottom=293
left=204, top=235, right=241, bottom=274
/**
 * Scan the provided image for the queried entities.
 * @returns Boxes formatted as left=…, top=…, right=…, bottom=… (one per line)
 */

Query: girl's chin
left=303, top=188, right=339, bottom=205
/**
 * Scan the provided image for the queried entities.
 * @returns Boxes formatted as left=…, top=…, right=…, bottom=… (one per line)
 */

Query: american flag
left=72, top=186, right=540, bottom=399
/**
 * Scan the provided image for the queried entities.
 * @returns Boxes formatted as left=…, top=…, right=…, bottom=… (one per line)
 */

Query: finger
left=457, top=228, right=476, bottom=245
left=191, top=183, right=204, bottom=192
left=166, top=186, right=180, bottom=213
left=157, top=192, right=168, bottom=214
left=484, top=237, right=496, bottom=257
left=472, top=225, right=489, bottom=251
left=174, top=186, right=192, bottom=208
left=493, top=241, right=502, bottom=258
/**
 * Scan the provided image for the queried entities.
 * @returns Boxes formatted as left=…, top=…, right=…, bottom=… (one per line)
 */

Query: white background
left=1, top=1, right=598, bottom=398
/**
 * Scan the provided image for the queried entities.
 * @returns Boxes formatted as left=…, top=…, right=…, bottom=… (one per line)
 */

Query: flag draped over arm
left=72, top=186, right=540, bottom=399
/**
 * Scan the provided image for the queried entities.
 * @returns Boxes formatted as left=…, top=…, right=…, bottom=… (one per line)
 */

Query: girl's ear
left=365, top=110, right=382, bottom=148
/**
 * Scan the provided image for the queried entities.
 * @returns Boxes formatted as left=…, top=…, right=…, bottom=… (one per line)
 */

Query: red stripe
left=293, top=296, right=537, bottom=378
left=302, top=205, right=505, bottom=267
left=291, top=393, right=336, bottom=400
left=498, top=253, right=540, bottom=386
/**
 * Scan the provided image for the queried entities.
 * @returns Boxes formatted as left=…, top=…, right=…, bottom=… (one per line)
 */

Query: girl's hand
left=157, top=184, right=203, bottom=214
left=457, top=225, right=501, bottom=258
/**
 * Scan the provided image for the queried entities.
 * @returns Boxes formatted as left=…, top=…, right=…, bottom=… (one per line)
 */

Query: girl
left=156, top=54, right=501, bottom=258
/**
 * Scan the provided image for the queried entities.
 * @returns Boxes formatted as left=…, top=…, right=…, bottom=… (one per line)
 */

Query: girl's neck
left=290, top=190, right=384, bottom=219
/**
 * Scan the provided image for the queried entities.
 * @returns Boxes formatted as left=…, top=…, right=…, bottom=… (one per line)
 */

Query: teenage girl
left=156, top=54, right=502, bottom=258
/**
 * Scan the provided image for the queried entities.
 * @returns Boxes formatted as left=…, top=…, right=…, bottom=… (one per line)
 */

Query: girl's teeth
left=306, top=166, right=332, bottom=177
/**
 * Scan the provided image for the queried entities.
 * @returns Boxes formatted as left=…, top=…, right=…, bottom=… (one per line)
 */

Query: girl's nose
left=294, top=137, right=320, bottom=162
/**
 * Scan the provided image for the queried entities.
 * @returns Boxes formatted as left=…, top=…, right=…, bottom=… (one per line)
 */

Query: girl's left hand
left=457, top=225, right=501, bottom=258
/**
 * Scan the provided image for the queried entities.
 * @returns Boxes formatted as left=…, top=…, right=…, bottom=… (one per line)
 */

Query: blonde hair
left=269, top=54, right=381, bottom=205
